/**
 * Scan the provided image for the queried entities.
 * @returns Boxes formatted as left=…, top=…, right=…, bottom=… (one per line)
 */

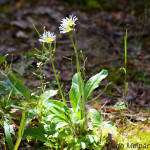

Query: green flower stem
left=14, top=111, right=28, bottom=150
left=124, top=29, right=128, bottom=100
left=40, top=42, right=46, bottom=94
left=40, top=66, right=45, bottom=94
left=70, top=34, right=82, bottom=109
left=74, top=31, right=86, bottom=117
left=14, top=136, right=22, bottom=150
left=49, top=44, right=66, bottom=104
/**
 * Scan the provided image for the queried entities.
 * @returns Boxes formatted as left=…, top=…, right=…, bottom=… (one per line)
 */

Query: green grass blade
left=4, top=121, right=14, bottom=150
left=7, top=105, right=25, bottom=110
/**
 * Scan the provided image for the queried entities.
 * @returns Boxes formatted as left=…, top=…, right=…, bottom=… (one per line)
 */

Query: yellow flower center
left=68, top=21, right=73, bottom=26
left=65, top=27, right=71, bottom=32
left=45, top=38, right=52, bottom=43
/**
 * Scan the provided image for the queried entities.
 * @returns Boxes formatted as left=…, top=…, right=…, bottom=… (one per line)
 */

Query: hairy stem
left=49, top=44, right=66, bottom=104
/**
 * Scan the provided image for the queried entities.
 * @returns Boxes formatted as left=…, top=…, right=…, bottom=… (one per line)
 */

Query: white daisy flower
left=39, top=31, right=56, bottom=43
left=59, top=15, right=78, bottom=33
left=59, top=24, right=73, bottom=34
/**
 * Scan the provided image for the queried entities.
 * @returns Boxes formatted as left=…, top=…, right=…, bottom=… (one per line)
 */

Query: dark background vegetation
left=0, top=0, right=150, bottom=111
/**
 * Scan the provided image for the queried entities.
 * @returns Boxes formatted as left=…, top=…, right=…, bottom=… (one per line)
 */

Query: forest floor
left=0, top=0, right=150, bottom=149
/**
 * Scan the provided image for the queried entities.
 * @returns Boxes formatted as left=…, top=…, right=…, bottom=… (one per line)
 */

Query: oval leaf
left=70, top=83, right=79, bottom=112
left=69, top=73, right=83, bottom=112
left=90, top=109, right=103, bottom=123
left=84, top=69, right=108, bottom=101
left=40, top=89, right=58, bottom=101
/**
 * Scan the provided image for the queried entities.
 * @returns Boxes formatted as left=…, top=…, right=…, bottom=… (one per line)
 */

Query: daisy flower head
left=59, top=15, right=78, bottom=34
left=39, top=31, right=56, bottom=43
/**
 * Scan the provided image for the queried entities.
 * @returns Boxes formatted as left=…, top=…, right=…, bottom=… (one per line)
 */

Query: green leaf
left=46, top=114, right=56, bottom=121
left=100, top=121, right=114, bottom=127
left=84, top=69, right=108, bottom=101
left=0, top=54, right=8, bottom=65
left=43, top=100, right=68, bottom=112
left=43, top=100, right=72, bottom=117
left=43, top=100, right=73, bottom=129
left=43, top=99, right=64, bottom=108
left=93, top=121, right=114, bottom=128
left=0, top=79, right=17, bottom=94
left=38, top=90, right=58, bottom=107
left=86, top=134, right=99, bottom=144
left=7, top=73, right=30, bottom=102
left=69, top=73, right=84, bottom=112
left=28, top=109, right=41, bottom=120
left=23, top=125, right=47, bottom=142
left=52, top=116, right=69, bottom=129
left=70, top=73, right=80, bottom=112
left=90, top=109, right=103, bottom=123
left=7, top=105, right=25, bottom=110
left=72, top=73, right=84, bottom=91
left=120, top=67, right=126, bottom=74
left=71, top=113, right=81, bottom=124
left=72, top=73, right=79, bottom=85
left=46, top=107, right=64, bottom=116
left=83, top=115, right=90, bottom=128
left=40, top=89, right=58, bottom=101
left=4, top=121, right=14, bottom=150
left=92, top=135, right=99, bottom=143
left=53, top=129, right=68, bottom=138
left=86, top=134, right=94, bottom=143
